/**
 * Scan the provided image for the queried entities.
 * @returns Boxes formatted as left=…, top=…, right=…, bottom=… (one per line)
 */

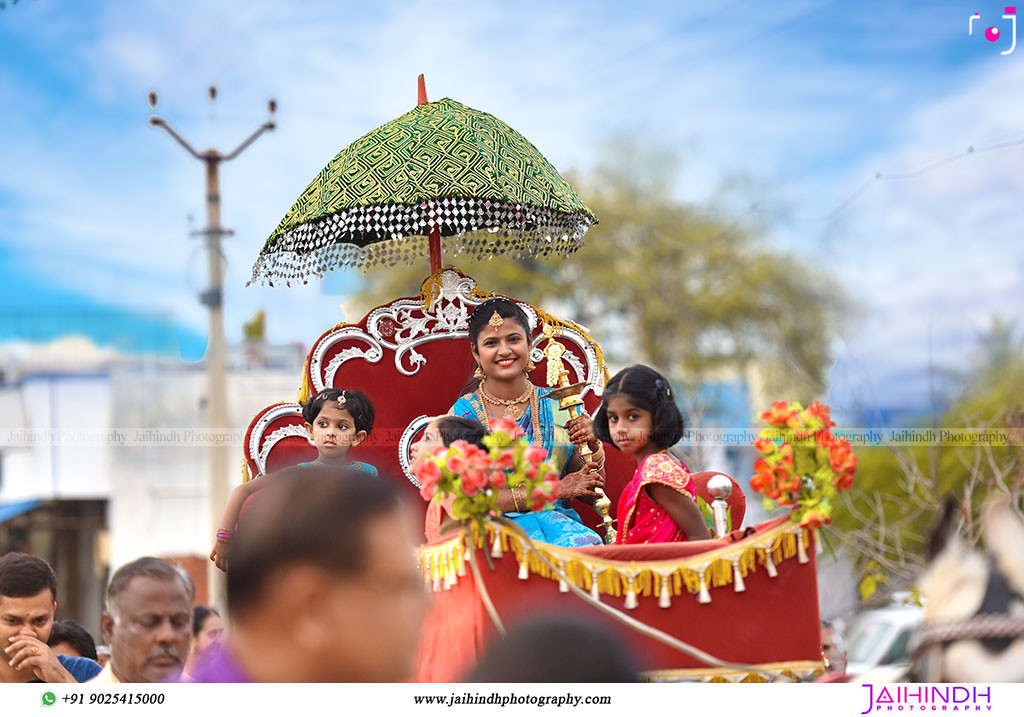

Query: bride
left=448, top=298, right=604, bottom=547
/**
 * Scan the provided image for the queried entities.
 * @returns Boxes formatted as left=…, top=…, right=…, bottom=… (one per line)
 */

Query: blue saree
left=450, top=387, right=602, bottom=548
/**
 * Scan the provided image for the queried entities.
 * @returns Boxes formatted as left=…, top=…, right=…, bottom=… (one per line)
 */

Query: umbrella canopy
left=250, top=84, right=597, bottom=286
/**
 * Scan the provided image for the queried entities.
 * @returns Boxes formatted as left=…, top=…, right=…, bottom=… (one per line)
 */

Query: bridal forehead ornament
left=489, top=311, right=504, bottom=332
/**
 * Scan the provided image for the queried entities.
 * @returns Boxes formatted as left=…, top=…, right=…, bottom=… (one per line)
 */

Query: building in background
left=0, top=335, right=304, bottom=635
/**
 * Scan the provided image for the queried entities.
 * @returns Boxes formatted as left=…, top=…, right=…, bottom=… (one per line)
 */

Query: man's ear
left=277, top=565, right=331, bottom=652
left=100, top=613, right=114, bottom=645
left=351, top=430, right=368, bottom=448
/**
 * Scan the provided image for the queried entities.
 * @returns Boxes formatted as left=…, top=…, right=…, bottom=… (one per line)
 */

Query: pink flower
left=460, top=468, right=488, bottom=497
left=463, top=444, right=491, bottom=469
left=488, top=470, right=507, bottom=489
left=490, top=417, right=519, bottom=436
left=494, top=449, right=516, bottom=470
left=530, top=480, right=560, bottom=510
left=416, top=460, right=441, bottom=488
left=446, top=455, right=466, bottom=474
left=419, top=482, right=437, bottom=501
left=524, top=445, right=548, bottom=466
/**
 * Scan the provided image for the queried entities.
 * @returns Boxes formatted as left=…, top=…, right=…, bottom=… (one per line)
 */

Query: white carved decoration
left=257, top=425, right=312, bottom=475
left=399, top=415, right=434, bottom=488
left=249, top=403, right=305, bottom=476
left=309, top=270, right=600, bottom=389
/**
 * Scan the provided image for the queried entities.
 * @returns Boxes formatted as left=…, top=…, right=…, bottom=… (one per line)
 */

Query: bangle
left=512, top=484, right=528, bottom=512
left=510, top=485, right=521, bottom=512
left=216, top=528, right=234, bottom=542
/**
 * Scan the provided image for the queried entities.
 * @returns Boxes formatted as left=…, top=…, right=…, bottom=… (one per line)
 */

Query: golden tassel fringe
left=643, top=660, right=824, bottom=683
left=418, top=520, right=809, bottom=602
left=297, top=356, right=312, bottom=405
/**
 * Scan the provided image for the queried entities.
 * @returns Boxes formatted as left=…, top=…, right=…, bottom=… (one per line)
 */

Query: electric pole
left=147, top=86, right=276, bottom=609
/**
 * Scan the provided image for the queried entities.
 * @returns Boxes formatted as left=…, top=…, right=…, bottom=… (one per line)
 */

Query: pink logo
left=970, top=8, right=1017, bottom=54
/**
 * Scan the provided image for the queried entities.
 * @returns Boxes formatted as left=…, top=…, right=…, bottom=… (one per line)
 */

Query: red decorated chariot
left=240, top=268, right=826, bottom=683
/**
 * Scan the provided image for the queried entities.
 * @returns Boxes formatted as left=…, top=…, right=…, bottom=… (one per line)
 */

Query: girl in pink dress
left=593, top=365, right=711, bottom=545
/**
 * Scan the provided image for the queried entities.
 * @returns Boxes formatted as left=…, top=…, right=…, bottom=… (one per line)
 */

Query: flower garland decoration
left=749, top=400, right=857, bottom=529
left=416, top=417, right=561, bottom=527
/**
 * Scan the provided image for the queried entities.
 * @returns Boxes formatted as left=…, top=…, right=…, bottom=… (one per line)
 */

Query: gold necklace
left=478, top=381, right=533, bottom=420
left=472, top=385, right=542, bottom=448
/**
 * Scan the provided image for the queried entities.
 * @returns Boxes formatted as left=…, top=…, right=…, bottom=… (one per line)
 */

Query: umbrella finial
left=417, top=74, right=428, bottom=105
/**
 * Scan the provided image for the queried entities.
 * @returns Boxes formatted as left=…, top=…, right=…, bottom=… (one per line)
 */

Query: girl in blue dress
left=210, top=388, right=377, bottom=570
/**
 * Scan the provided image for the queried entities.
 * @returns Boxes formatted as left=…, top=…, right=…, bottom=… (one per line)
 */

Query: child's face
left=605, top=394, right=654, bottom=455
left=410, top=421, right=444, bottom=473
left=306, top=403, right=366, bottom=459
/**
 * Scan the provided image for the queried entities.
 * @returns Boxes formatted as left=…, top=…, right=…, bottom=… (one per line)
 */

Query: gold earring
left=474, top=364, right=485, bottom=380
left=525, top=359, right=536, bottom=373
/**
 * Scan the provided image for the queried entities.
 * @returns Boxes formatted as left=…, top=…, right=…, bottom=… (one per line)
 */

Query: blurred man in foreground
left=91, top=557, right=193, bottom=683
left=0, top=553, right=101, bottom=683
left=192, top=468, right=429, bottom=682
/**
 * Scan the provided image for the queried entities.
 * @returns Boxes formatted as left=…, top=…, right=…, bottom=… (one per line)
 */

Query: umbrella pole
left=428, top=226, right=442, bottom=273
left=418, top=75, right=442, bottom=273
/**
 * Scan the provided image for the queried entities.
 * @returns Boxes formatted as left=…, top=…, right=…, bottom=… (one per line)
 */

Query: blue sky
left=1, top=0, right=1021, bottom=417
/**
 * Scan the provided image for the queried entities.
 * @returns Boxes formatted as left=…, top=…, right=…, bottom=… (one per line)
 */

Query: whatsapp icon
left=42, top=691, right=57, bottom=706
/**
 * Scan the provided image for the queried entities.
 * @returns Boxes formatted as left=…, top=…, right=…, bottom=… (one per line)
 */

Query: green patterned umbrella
left=250, top=78, right=597, bottom=285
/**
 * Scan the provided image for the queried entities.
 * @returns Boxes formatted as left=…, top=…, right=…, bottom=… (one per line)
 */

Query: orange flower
left=761, top=401, right=797, bottom=428
left=750, top=473, right=769, bottom=493
left=754, top=437, right=777, bottom=456
left=778, top=442, right=795, bottom=467
left=806, top=400, right=835, bottom=429
left=833, top=467, right=855, bottom=492
left=828, top=439, right=856, bottom=474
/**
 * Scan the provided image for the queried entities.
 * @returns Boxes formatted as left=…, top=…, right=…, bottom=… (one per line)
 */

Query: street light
left=147, top=86, right=276, bottom=608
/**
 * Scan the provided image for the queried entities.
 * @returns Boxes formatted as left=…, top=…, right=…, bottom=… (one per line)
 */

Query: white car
left=844, top=604, right=924, bottom=676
